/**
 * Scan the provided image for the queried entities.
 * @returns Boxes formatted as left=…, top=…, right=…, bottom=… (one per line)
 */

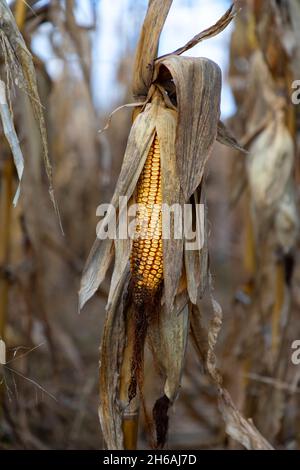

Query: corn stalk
left=0, top=153, right=13, bottom=340
left=229, top=0, right=299, bottom=443
left=0, top=0, right=27, bottom=338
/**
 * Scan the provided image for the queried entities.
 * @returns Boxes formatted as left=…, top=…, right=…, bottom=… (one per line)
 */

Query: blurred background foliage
left=0, top=0, right=300, bottom=449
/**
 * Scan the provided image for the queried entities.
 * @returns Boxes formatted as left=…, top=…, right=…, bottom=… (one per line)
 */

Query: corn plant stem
left=119, top=313, right=139, bottom=450
left=0, top=158, right=13, bottom=419
left=244, top=197, right=256, bottom=279
left=0, top=0, right=27, bottom=339
left=271, top=261, right=285, bottom=358
left=242, top=194, right=256, bottom=390
left=0, top=0, right=27, bottom=411
left=15, top=0, right=27, bottom=30
left=269, top=71, right=294, bottom=361
left=0, top=159, right=13, bottom=340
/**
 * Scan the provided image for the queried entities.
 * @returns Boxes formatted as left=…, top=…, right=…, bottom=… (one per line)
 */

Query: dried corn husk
left=155, top=55, right=222, bottom=200
left=274, top=182, right=299, bottom=253
left=247, top=111, right=298, bottom=251
left=132, top=0, right=173, bottom=100
left=247, top=114, right=293, bottom=213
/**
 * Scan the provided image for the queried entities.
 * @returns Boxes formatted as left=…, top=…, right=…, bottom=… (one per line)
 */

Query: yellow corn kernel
left=130, top=133, right=163, bottom=299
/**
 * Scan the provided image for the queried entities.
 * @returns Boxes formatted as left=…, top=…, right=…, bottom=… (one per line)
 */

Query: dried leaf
left=247, top=115, right=294, bottom=212
left=79, top=237, right=114, bottom=311
left=0, top=339, right=6, bottom=365
left=160, top=4, right=236, bottom=58
left=156, top=56, right=221, bottom=200
left=199, top=193, right=209, bottom=297
left=99, top=269, right=130, bottom=450
left=0, top=79, right=24, bottom=206
left=242, top=51, right=279, bottom=138
left=217, top=120, right=248, bottom=154
left=132, top=0, right=173, bottom=99
left=184, top=187, right=208, bottom=304
left=0, top=0, right=62, bottom=229
left=218, top=388, right=274, bottom=450
left=206, top=292, right=223, bottom=385
left=107, top=236, right=132, bottom=310
left=105, top=101, right=159, bottom=216
left=148, top=294, right=189, bottom=403
left=156, top=101, right=183, bottom=311
left=191, top=286, right=273, bottom=450
left=275, top=181, right=299, bottom=252
left=190, top=304, right=208, bottom=367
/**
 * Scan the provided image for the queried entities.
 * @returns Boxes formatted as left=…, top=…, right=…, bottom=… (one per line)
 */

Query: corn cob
left=130, top=133, right=163, bottom=304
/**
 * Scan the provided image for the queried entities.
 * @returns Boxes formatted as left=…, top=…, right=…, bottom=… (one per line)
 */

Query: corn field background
left=0, top=0, right=300, bottom=450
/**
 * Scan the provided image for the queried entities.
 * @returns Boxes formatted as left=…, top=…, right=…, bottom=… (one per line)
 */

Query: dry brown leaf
left=107, top=235, right=132, bottom=311
left=0, top=79, right=24, bottom=205
left=156, top=101, right=183, bottom=311
left=132, top=0, right=173, bottom=99
left=247, top=114, right=294, bottom=212
left=98, top=269, right=130, bottom=450
left=184, top=187, right=208, bottom=304
left=217, top=120, right=248, bottom=154
left=79, top=237, right=114, bottom=311
left=148, top=295, right=189, bottom=403
left=218, top=388, right=274, bottom=450
left=0, top=339, right=6, bottom=365
left=275, top=182, right=299, bottom=252
left=0, top=0, right=62, bottom=228
left=155, top=56, right=222, bottom=200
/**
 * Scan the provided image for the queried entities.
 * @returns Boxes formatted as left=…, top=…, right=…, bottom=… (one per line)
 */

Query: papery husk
left=184, top=190, right=202, bottom=305
left=132, top=0, right=173, bottom=100
left=217, top=120, right=248, bottom=154
left=247, top=114, right=294, bottom=213
left=147, top=292, right=189, bottom=448
left=274, top=182, right=299, bottom=253
left=184, top=186, right=209, bottom=305
left=98, top=268, right=130, bottom=450
left=154, top=55, right=222, bottom=200
left=79, top=237, right=114, bottom=311
left=242, top=50, right=278, bottom=139
left=246, top=112, right=298, bottom=251
left=147, top=292, right=189, bottom=403
left=107, top=233, right=132, bottom=311
left=156, top=100, right=183, bottom=311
